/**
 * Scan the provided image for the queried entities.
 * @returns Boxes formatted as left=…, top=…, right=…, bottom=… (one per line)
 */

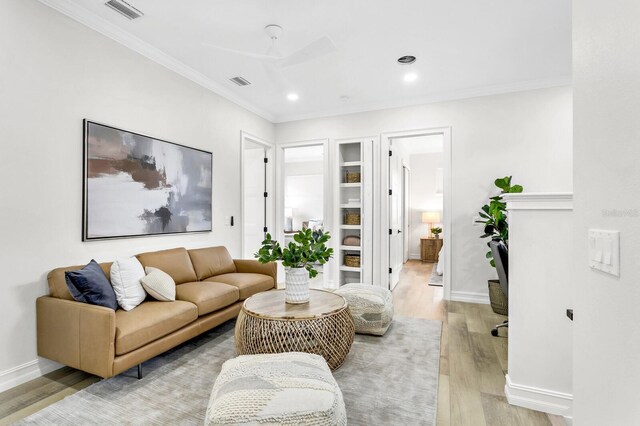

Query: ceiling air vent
left=105, top=0, right=144, bottom=20
left=229, top=76, right=251, bottom=87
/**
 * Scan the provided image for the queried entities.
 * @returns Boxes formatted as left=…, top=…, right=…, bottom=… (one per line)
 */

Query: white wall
left=284, top=160, right=324, bottom=230
left=0, top=0, right=274, bottom=390
left=408, top=153, right=444, bottom=259
left=573, top=1, right=640, bottom=424
left=276, top=86, right=573, bottom=301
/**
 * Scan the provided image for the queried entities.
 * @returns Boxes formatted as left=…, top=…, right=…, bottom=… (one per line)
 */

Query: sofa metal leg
left=137, top=363, right=143, bottom=380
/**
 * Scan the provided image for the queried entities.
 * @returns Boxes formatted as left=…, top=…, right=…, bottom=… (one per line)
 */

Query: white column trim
left=505, top=374, right=573, bottom=422
left=504, top=192, right=573, bottom=211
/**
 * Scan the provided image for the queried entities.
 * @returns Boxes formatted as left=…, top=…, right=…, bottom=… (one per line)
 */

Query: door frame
left=275, top=138, right=331, bottom=287
left=240, top=131, right=275, bottom=259
left=379, top=127, right=452, bottom=300
left=402, top=163, right=411, bottom=263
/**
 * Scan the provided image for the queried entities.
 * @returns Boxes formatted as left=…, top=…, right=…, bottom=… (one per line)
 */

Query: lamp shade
left=284, top=207, right=293, bottom=218
left=422, top=211, right=441, bottom=223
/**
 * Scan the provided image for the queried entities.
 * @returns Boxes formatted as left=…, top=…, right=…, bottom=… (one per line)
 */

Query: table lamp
left=421, top=211, right=441, bottom=238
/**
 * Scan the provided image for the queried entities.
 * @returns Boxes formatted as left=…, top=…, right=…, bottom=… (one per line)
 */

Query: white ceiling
left=393, top=135, right=443, bottom=155
left=41, top=0, right=572, bottom=123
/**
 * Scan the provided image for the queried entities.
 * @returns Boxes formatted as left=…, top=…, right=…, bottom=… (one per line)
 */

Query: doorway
left=381, top=128, right=452, bottom=299
left=241, top=132, right=274, bottom=259
left=276, top=140, right=331, bottom=288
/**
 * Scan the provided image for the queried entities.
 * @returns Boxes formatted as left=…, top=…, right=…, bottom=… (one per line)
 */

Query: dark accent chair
left=490, top=240, right=509, bottom=337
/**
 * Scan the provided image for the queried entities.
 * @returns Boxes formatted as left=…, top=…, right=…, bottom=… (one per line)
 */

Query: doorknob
left=397, top=230, right=402, bottom=234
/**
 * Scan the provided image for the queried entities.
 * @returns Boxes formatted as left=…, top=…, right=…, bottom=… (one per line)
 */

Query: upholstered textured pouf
left=334, top=283, right=393, bottom=336
left=205, top=352, right=346, bottom=426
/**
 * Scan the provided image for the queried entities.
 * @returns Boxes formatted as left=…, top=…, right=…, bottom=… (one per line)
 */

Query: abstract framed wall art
left=83, top=120, right=212, bottom=240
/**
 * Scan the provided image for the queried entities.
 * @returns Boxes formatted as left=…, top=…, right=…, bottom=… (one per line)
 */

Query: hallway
left=393, top=260, right=563, bottom=426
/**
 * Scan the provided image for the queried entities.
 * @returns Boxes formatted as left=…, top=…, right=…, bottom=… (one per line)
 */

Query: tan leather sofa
left=36, top=246, right=276, bottom=379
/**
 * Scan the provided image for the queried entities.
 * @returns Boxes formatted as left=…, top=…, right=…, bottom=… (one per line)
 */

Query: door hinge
left=389, top=189, right=392, bottom=196
left=389, top=229, right=393, bottom=235
left=263, top=192, right=268, bottom=198
left=389, top=150, right=393, bottom=157
left=263, top=227, right=268, bottom=233
left=264, top=157, right=268, bottom=163
left=389, top=267, right=392, bottom=274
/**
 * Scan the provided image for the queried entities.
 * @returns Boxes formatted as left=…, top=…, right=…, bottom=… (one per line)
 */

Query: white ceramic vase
left=285, top=267, right=310, bottom=304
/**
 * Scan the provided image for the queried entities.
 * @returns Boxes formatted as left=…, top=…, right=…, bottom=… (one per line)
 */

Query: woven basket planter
left=345, top=171, right=361, bottom=183
left=344, top=212, right=361, bottom=225
left=488, top=279, right=508, bottom=315
left=344, top=254, right=361, bottom=268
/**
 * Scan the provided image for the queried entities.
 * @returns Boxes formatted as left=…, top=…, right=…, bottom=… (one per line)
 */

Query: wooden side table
left=235, top=289, right=355, bottom=370
left=421, top=237, right=443, bottom=263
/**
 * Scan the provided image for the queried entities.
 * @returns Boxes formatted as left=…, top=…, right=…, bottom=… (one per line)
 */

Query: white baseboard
left=0, top=358, right=63, bottom=393
left=449, top=290, right=490, bottom=304
left=409, top=252, right=421, bottom=260
left=505, top=374, right=573, bottom=421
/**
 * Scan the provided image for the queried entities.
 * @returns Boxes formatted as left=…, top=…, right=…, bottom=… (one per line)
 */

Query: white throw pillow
left=140, top=267, right=176, bottom=302
left=110, top=257, right=146, bottom=311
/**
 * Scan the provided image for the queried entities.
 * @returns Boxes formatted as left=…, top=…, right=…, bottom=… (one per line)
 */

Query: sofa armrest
left=37, top=296, right=116, bottom=378
left=233, top=259, right=277, bottom=285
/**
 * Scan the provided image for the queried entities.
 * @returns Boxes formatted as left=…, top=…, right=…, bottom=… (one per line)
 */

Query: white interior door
left=242, top=142, right=267, bottom=259
left=389, top=141, right=403, bottom=289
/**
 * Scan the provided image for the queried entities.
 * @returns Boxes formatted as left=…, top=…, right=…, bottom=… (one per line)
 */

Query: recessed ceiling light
left=404, top=73, right=418, bottom=83
left=287, top=93, right=299, bottom=101
left=397, top=55, right=417, bottom=65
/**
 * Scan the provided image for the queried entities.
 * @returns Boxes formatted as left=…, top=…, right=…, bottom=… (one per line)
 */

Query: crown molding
left=37, top=0, right=275, bottom=122
left=273, top=77, right=572, bottom=123
left=503, top=192, right=573, bottom=211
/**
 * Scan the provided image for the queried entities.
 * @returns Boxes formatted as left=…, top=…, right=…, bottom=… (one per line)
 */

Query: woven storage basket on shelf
left=488, top=279, right=508, bottom=315
left=342, top=235, right=361, bottom=246
left=344, top=254, right=361, bottom=268
left=345, top=171, right=361, bottom=183
left=344, top=212, right=361, bottom=225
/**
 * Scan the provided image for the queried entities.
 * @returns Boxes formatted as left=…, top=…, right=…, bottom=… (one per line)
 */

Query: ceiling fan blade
left=279, top=36, right=337, bottom=68
left=202, top=42, right=279, bottom=61
left=261, top=61, right=288, bottom=92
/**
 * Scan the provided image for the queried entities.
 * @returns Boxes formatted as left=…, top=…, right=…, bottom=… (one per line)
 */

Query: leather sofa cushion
left=136, top=247, right=197, bottom=285
left=205, top=273, right=274, bottom=300
left=115, top=301, right=197, bottom=355
left=188, top=247, right=236, bottom=280
left=48, top=262, right=113, bottom=300
left=176, top=282, right=239, bottom=316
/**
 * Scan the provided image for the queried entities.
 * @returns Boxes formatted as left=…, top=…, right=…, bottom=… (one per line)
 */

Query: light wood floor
left=394, top=260, right=564, bottom=426
left=1, top=260, right=563, bottom=425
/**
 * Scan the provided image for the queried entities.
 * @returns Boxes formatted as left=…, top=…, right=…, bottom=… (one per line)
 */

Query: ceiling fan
left=203, top=25, right=337, bottom=91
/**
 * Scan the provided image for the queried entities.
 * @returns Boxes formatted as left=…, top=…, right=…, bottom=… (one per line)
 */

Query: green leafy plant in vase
left=255, top=229, right=333, bottom=304
left=476, top=176, right=523, bottom=267
left=431, top=227, right=443, bottom=239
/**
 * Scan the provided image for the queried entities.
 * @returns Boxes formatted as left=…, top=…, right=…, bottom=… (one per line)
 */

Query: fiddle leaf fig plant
left=476, top=176, right=523, bottom=267
left=255, top=229, right=334, bottom=278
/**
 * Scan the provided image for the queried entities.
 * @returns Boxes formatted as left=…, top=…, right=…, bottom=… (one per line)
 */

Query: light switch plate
left=588, top=229, right=620, bottom=277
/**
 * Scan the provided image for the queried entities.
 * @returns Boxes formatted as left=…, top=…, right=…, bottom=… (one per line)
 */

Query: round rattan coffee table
left=235, top=289, right=355, bottom=370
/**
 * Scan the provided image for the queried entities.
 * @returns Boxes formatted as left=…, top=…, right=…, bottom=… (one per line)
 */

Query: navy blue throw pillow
left=65, top=259, right=118, bottom=310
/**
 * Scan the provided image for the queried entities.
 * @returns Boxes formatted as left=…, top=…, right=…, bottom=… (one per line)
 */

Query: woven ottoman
left=205, top=352, right=346, bottom=426
left=334, top=283, right=393, bottom=336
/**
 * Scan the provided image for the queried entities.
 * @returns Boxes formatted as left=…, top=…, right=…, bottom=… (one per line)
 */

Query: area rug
left=18, top=316, right=441, bottom=426
left=428, top=267, right=443, bottom=286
